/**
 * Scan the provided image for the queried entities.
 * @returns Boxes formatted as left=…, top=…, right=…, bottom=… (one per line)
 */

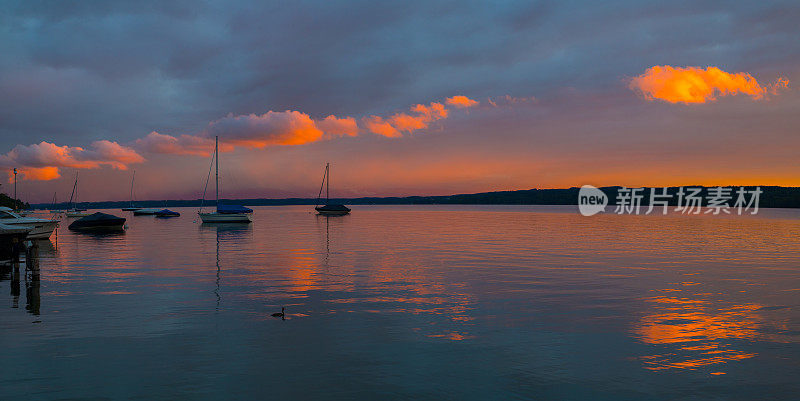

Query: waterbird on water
left=272, top=307, right=285, bottom=320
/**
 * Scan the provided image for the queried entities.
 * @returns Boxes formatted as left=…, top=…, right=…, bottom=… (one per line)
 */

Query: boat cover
left=217, top=205, right=253, bottom=214
left=68, top=212, right=126, bottom=230
left=315, top=204, right=351, bottom=212
left=156, top=209, right=180, bottom=217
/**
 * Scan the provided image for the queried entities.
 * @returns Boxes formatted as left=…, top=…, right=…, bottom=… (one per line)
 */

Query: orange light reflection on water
left=635, top=294, right=769, bottom=372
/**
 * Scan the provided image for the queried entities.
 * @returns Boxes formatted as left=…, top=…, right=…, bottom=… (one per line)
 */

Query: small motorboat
left=68, top=212, right=126, bottom=232
left=0, top=207, right=59, bottom=239
left=133, top=208, right=161, bottom=215
left=155, top=209, right=180, bottom=218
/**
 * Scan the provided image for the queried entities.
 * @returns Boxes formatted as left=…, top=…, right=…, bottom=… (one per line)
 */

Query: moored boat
left=68, top=212, right=126, bottom=232
left=65, top=173, right=91, bottom=217
left=198, top=136, right=252, bottom=223
left=155, top=209, right=180, bottom=218
left=121, top=170, right=141, bottom=211
left=200, top=205, right=252, bottom=223
left=133, top=208, right=161, bottom=215
left=0, top=207, right=59, bottom=239
left=315, top=204, right=351, bottom=215
left=314, top=163, right=350, bottom=216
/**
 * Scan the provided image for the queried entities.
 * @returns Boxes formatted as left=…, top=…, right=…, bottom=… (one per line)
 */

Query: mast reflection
left=200, top=223, right=252, bottom=309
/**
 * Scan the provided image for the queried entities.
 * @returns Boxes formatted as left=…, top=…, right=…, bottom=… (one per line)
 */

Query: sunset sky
left=1, top=1, right=798, bottom=203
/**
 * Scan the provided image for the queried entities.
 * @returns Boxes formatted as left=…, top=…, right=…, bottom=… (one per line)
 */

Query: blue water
left=1, top=205, right=799, bottom=400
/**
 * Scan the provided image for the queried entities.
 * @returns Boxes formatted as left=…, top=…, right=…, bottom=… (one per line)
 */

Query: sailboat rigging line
left=199, top=149, right=216, bottom=214
left=68, top=172, right=78, bottom=209
left=316, top=163, right=328, bottom=208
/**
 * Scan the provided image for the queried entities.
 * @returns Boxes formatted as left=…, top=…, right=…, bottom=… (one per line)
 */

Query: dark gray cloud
left=3, top=0, right=797, bottom=147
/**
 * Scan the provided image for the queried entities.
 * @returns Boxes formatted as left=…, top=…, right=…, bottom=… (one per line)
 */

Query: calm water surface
left=1, top=205, right=799, bottom=400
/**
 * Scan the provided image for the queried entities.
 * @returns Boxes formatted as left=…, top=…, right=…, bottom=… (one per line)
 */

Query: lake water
left=1, top=205, right=799, bottom=400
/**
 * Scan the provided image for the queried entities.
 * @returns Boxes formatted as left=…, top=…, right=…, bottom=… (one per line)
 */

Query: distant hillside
left=30, top=186, right=800, bottom=210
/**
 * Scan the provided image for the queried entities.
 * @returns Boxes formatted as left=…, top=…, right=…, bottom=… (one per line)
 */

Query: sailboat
left=198, top=136, right=252, bottom=223
left=315, top=163, right=350, bottom=215
left=65, top=172, right=91, bottom=217
left=121, top=170, right=141, bottom=211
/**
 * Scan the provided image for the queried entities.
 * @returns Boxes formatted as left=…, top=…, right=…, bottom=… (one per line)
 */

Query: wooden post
left=25, top=240, right=39, bottom=280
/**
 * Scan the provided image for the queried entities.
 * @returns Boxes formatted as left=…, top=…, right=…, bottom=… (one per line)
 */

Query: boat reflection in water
left=200, top=223, right=253, bottom=309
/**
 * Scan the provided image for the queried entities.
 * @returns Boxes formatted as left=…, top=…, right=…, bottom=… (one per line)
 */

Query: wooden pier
left=2, top=239, right=41, bottom=315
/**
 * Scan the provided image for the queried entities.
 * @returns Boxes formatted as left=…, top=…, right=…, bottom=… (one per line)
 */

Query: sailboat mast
left=130, top=170, right=136, bottom=206
left=326, top=163, right=329, bottom=201
left=215, top=136, right=219, bottom=206
left=13, top=168, right=17, bottom=211
left=69, top=172, right=78, bottom=208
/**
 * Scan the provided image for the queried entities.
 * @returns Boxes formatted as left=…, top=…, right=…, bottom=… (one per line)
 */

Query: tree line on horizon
left=27, top=186, right=800, bottom=210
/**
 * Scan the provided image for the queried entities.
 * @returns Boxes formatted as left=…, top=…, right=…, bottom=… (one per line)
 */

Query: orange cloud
left=361, top=116, right=402, bottom=138
left=629, top=65, right=789, bottom=104
left=0, top=140, right=144, bottom=181
left=387, top=102, right=447, bottom=133
left=363, top=99, right=472, bottom=137
left=9, top=166, right=60, bottom=182
left=411, top=102, right=448, bottom=120
left=318, top=115, right=359, bottom=138
left=770, top=76, right=790, bottom=94
left=137, top=95, right=479, bottom=153
left=2, top=95, right=483, bottom=178
left=446, top=95, right=479, bottom=108
left=204, top=110, right=324, bottom=147
left=88, top=140, right=145, bottom=169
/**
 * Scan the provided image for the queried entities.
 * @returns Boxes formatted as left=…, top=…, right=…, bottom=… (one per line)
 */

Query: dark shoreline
left=31, top=186, right=800, bottom=210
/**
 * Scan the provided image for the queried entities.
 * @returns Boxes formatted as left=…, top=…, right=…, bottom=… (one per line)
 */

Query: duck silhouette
left=271, top=307, right=285, bottom=320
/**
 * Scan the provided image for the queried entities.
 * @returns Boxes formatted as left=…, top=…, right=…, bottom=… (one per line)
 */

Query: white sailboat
left=198, top=136, right=252, bottom=223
